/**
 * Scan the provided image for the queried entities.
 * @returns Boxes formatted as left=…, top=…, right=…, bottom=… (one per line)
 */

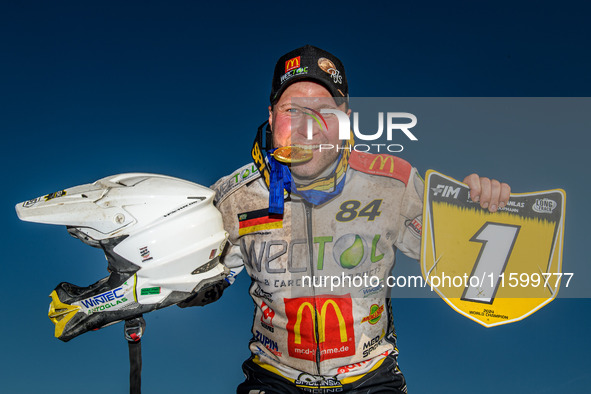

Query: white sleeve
left=394, top=168, right=424, bottom=261
left=221, top=241, right=244, bottom=285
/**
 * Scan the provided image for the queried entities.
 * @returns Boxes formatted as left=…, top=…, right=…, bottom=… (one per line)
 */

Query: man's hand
left=463, top=174, right=511, bottom=213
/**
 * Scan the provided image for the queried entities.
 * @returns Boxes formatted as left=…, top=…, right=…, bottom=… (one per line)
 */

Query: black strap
left=128, top=340, right=142, bottom=394
left=124, top=316, right=146, bottom=394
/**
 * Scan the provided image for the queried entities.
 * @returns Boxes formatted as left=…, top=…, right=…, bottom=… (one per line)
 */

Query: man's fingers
left=463, top=173, right=481, bottom=202
left=488, top=179, right=501, bottom=212
left=499, top=182, right=511, bottom=208
left=478, top=177, right=491, bottom=209
left=463, top=174, right=511, bottom=213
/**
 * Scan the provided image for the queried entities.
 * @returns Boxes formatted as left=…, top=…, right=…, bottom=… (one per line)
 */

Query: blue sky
left=2, top=1, right=590, bottom=393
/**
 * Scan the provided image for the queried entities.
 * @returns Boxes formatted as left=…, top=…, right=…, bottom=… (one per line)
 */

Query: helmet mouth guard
left=16, top=173, right=229, bottom=342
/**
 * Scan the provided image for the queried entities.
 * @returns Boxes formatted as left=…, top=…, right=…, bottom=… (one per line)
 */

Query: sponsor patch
left=361, top=304, right=384, bottom=324
left=253, top=285, right=273, bottom=303
left=361, top=332, right=385, bottom=358
left=532, top=198, right=557, bottom=214
left=163, top=199, right=203, bottom=218
left=405, top=217, right=422, bottom=239
left=317, top=57, right=342, bottom=84
left=261, top=301, right=275, bottom=332
left=361, top=282, right=384, bottom=298
left=215, top=163, right=260, bottom=204
left=349, top=152, right=411, bottom=184
left=280, top=66, right=309, bottom=84
left=139, top=246, right=153, bottom=262
left=80, top=287, right=124, bottom=308
left=337, top=350, right=389, bottom=374
left=431, top=184, right=460, bottom=199
left=140, top=287, right=161, bottom=296
left=285, top=56, right=301, bottom=72
left=294, top=373, right=342, bottom=390
left=80, top=287, right=129, bottom=315
left=44, top=190, right=66, bottom=201
left=238, top=208, right=283, bottom=236
left=285, top=295, right=355, bottom=361
left=255, top=329, right=282, bottom=357
left=22, top=197, right=42, bottom=208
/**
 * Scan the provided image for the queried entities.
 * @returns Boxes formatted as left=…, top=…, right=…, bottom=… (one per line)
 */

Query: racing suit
left=212, top=150, right=424, bottom=392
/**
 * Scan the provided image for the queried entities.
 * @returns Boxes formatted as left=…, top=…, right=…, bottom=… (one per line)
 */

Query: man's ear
left=268, top=105, right=273, bottom=129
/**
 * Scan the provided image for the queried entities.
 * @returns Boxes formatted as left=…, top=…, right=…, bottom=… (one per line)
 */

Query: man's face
left=269, top=81, right=349, bottom=179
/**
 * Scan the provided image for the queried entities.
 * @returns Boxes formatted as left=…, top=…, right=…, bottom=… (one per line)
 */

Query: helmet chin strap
left=124, top=316, right=146, bottom=394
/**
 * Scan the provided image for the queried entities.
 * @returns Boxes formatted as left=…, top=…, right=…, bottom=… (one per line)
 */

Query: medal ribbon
left=251, top=123, right=354, bottom=214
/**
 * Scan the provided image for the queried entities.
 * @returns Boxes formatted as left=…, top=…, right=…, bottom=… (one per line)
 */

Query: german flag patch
left=238, top=209, right=283, bottom=236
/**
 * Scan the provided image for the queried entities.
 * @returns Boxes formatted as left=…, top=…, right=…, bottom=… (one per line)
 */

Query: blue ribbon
left=266, top=150, right=347, bottom=215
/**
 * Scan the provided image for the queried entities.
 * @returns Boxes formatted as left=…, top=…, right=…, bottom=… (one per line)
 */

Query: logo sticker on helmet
left=139, top=246, right=153, bottom=262
left=44, top=190, right=67, bottom=201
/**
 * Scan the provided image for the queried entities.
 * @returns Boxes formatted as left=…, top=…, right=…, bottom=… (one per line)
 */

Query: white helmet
left=16, top=173, right=229, bottom=342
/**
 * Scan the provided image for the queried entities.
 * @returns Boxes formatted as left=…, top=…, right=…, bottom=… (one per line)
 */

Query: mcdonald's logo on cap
left=285, top=56, right=301, bottom=73
left=285, top=295, right=355, bottom=361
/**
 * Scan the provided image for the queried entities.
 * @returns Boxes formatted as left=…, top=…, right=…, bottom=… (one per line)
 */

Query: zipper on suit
left=302, top=201, right=322, bottom=375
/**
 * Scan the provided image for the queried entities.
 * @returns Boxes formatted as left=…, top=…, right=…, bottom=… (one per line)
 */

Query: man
left=209, top=45, right=510, bottom=393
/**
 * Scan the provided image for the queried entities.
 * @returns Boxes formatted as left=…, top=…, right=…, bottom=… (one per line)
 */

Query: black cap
left=270, top=45, right=348, bottom=105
